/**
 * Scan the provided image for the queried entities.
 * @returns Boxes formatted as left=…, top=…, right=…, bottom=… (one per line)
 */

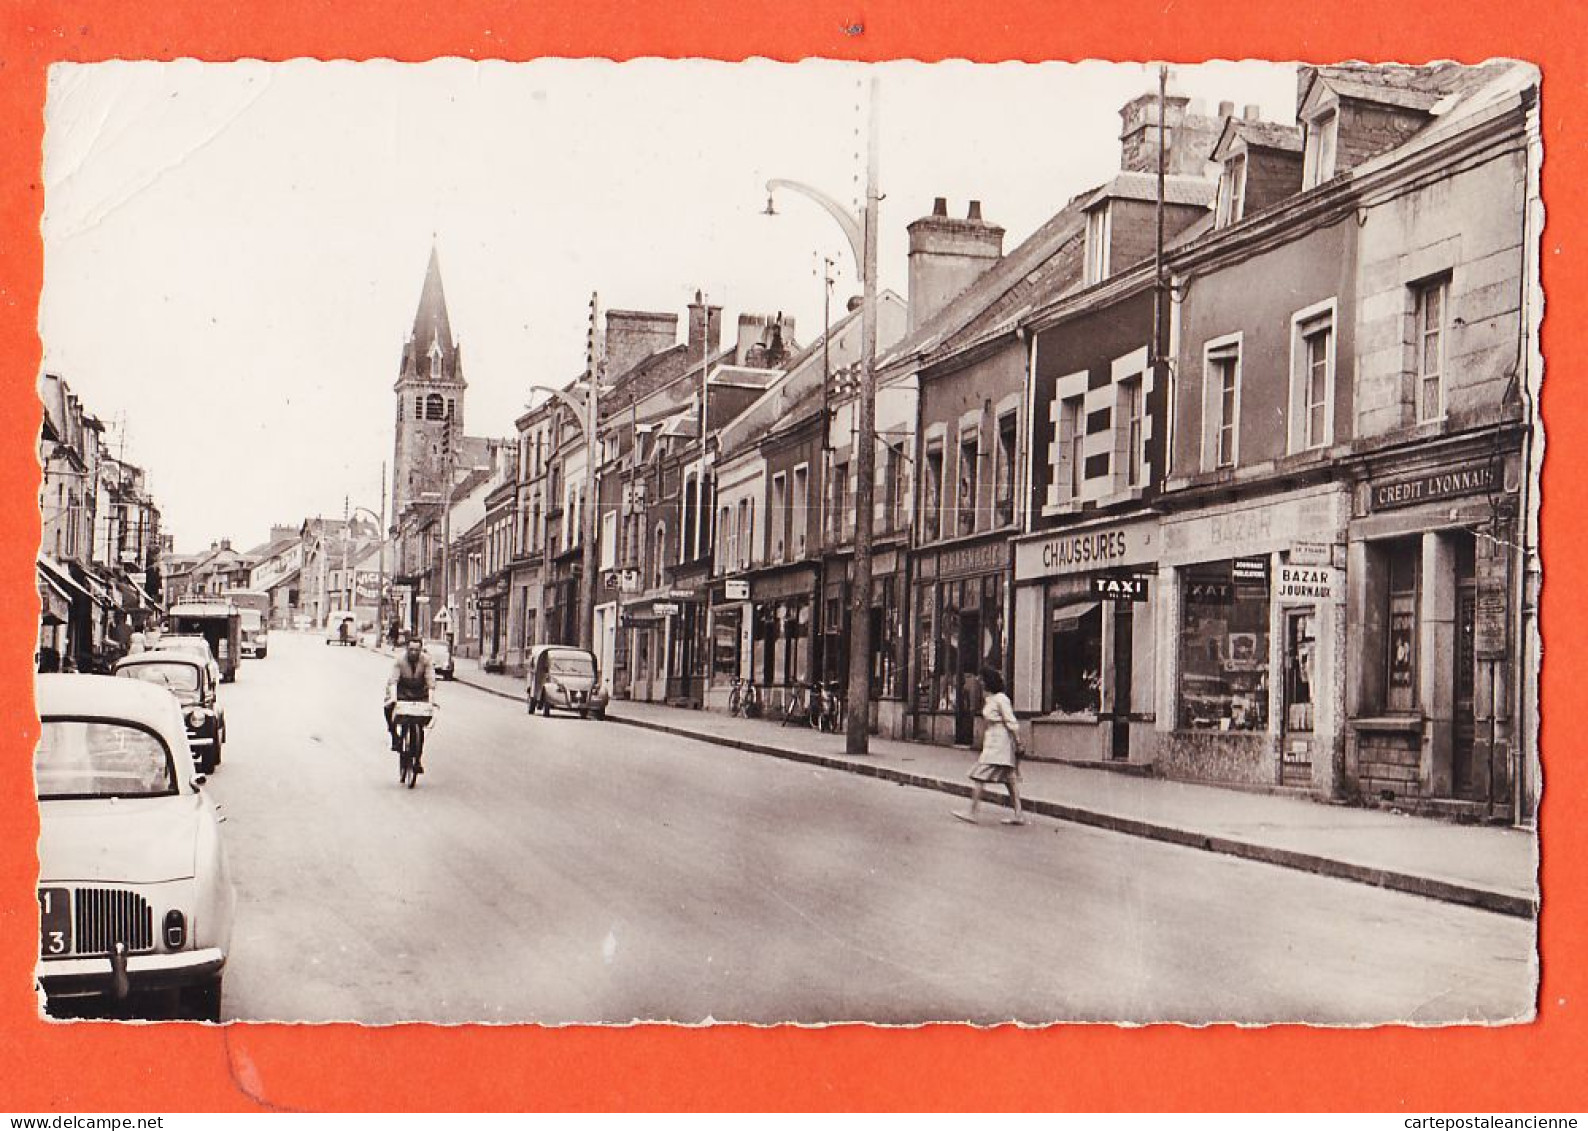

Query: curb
left=599, top=710, right=1537, bottom=922
left=453, top=671, right=520, bottom=702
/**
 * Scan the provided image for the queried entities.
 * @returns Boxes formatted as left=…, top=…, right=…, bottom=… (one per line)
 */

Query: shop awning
left=1050, top=600, right=1101, bottom=631
left=37, top=555, right=90, bottom=603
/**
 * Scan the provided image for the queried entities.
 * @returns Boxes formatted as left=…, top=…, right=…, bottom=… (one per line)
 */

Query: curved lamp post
left=528, top=376, right=601, bottom=652
left=764, top=74, right=881, bottom=757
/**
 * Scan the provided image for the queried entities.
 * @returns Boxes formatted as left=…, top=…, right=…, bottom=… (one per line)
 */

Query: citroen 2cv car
left=524, top=645, right=609, bottom=719
left=34, top=674, right=236, bottom=1020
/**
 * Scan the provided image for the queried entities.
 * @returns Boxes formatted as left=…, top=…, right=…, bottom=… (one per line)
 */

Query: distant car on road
left=113, top=650, right=224, bottom=774
left=324, top=612, right=359, bottom=646
left=525, top=645, right=608, bottom=719
left=34, top=674, right=236, bottom=1021
left=428, top=637, right=455, bottom=680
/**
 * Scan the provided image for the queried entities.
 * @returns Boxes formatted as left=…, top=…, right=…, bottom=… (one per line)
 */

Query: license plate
left=38, top=887, right=70, bottom=957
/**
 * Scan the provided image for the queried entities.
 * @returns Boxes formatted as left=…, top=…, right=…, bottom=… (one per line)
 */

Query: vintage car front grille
left=74, top=888, right=154, bottom=955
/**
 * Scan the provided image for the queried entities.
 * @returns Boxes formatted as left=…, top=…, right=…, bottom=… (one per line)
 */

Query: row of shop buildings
left=36, top=373, right=167, bottom=672
left=389, top=61, right=1542, bottom=820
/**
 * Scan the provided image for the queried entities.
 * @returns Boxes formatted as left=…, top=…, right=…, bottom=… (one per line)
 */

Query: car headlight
left=164, top=909, right=187, bottom=949
left=186, top=708, right=205, bottom=727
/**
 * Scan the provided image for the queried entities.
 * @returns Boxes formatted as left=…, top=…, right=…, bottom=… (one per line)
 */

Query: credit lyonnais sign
left=1015, top=517, right=1157, bottom=581
left=1370, top=463, right=1499, bottom=512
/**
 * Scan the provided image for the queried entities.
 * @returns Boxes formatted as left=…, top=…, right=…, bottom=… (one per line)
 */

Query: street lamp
left=764, top=75, right=881, bottom=757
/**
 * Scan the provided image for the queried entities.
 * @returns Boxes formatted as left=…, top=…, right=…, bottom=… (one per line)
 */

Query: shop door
left=955, top=610, right=981, bottom=746
left=1454, top=585, right=1478, bottom=796
left=1281, top=608, right=1316, bottom=786
left=1109, top=602, right=1133, bottom=760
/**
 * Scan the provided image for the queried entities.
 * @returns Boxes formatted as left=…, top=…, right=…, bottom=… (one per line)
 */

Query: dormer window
left=1215, top=153, right=1247, bottom=227
left=429, top=340, right=445, bottom=380
left=1084, top=204, right=1112, bottom=285
left=1302, top=108, right=1339, bottom=189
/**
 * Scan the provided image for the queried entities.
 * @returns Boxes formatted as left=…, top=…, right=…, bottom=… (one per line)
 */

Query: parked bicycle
left=782, top=682, right=816, bottom=728
left=728, top=677, right=761, bottom=719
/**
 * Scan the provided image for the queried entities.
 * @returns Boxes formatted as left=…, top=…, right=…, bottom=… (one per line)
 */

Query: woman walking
left=953, top=667, right=1026, bottom=825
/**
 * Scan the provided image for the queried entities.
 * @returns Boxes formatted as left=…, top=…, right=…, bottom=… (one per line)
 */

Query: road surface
left=201, top=632, right=1536, bottom=1025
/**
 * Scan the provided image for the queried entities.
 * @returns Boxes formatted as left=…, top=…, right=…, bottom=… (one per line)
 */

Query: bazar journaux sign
left=1015, top=517, right=1157, bottom=581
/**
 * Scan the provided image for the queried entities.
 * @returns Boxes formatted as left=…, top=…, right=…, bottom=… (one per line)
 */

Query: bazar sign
left=1276, top=564, right=1337, bottom=602
left=1015, top=518, right=1157, bottom=580
left=1370, top=463, right=1498, bottom=512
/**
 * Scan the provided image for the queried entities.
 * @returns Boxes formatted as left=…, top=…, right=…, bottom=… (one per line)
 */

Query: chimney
left=687, top=289, right=723, bottom=358
left=1243, top=104, right=1261, bottom=121
left=604, top=309, right=678, bottom=384
left=735, top=312, right=797, bottom=368
left=1117, top=88, right=1231, bottom=177
left=906, top=198, right=1005, bottom=332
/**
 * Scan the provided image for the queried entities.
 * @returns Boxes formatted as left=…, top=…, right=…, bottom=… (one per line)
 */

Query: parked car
left=114, top=650, right=224, bottom=774
left=149, top=634, right=224, bottom=699
left=324, top=612, right=359, bottom=646
left=525, top=645, right=608, bottom=719
left=428, top=637, right=455, bottom=680
left=34, top=674, right=236, bottom=1020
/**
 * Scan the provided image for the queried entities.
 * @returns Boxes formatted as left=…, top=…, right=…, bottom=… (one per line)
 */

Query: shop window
left=957, top=431, right=979, bottom=537
left=922, top=445, right=943, bottom=542
left=1178, top=559, right=1271, bottom=731
left=1414, top=277, right=1449, bottom=423
left=713, top=608, right=741, bottom=677
left=994, top=412, right=1017, bottom=527
left=1049, top=600, right=1102, bottom=714
left=1385, top=539, right=1419, bottom=713
left=1291, top=303, right=1335, bottom=452
left=873, top=574, right=901, bottom=697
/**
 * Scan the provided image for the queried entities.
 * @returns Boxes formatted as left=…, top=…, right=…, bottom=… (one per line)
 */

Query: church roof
left=411, top=244, right=454, bottom=356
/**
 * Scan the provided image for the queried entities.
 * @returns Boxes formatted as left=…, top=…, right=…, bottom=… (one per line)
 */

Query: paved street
left=206, top=633, right=1536, bottom=1026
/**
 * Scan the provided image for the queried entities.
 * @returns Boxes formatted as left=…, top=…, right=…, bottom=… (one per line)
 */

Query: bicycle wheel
left=729, top=687, right=742, bottom=717
left=781, top=691, right=802, bottom=727
left=397, top=725, right=411, bottom=783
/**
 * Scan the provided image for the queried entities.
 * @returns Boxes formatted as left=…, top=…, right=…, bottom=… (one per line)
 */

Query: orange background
left=0, top=0, right=1581, bottom=1112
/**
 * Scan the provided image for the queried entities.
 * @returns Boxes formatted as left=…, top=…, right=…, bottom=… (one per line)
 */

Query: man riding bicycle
left=384, top=633, right=436, bottom=755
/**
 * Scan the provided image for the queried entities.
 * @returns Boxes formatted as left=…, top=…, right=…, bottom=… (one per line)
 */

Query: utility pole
left=439, top=417, right=454, bottom=643
left=578, top=291, right=603, bottom=652
left=845, top=74, right=881, bottom=757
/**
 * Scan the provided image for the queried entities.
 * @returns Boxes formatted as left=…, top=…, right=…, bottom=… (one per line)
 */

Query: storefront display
left=1177, top=558, right=1271, bottom=732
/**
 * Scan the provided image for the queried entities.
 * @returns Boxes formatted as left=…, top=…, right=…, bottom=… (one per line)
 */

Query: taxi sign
left=1092, top=574, right=1149, bottom=602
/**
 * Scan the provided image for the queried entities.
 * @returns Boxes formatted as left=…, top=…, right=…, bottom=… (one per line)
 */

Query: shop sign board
left=937, top=540, right=1011, bottom=580
left=1369, top=462, right=1499, bottom=512
left=725, top=579, right=750, bottom=601
left=1289, top=541, right=1332, bottom=567
left=653, top=601, right=680, bottom=616
left=1015, top=517, right=1158, bottom=581
left=1276, top=564, right=1336, bottom=602
left=1092, top=574, right=1149, bottom=602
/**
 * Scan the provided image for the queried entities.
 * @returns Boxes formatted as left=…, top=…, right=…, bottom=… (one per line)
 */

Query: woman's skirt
left=969, top=761, right=1019, bottom=785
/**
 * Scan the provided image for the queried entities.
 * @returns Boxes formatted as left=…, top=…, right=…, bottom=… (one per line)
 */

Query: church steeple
left=397, top=242, right=464, bottom=385
left=392, top=241, right=468, bottom=521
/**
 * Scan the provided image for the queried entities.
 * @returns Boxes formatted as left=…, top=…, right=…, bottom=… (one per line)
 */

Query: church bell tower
left=392, top=244, right=466, bottom=521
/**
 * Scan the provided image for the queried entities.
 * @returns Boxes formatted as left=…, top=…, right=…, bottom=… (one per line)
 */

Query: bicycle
left=782, top=682, right=812, bottom=728
left=815, top=681, right=845, bottom=734
left=728, top=677, right=761, bottom=719
left=391, top=700, right=436, bottom=789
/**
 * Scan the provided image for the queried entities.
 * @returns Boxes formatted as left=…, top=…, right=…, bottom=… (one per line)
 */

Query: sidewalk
left=443, top=653, right=1539, bottom=919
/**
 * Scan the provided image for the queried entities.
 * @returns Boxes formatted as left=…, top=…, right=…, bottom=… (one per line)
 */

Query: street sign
left=1289, top=541, right=1332, bottom=567
left=725, top=579, right=750, bottom=601
left=603, top=569, right=620, bottom=591
left=1091, top=574, right=1148, bottom=602
left=435, top=608, right=452, bottom=625
left=653, top=601, right=680, bottom=616
left=619, top=568, right=640, bottom=593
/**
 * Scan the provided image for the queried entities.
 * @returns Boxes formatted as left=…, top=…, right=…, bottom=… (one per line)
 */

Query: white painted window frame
left=1288, top=297, right=1339, bottom=453
left=1202, top=332, right=1244, bottom=472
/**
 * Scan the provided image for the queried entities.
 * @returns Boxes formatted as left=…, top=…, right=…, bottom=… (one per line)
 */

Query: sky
left=39, top=58, right=1297, bottom=552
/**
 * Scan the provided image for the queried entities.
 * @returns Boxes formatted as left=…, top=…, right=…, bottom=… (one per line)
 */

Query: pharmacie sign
left=1276, top=564, right=1337, bottom=602
left=1015, top=517, right=1157, bottom=581
left=1369, top=462, right=1499, bottom=512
